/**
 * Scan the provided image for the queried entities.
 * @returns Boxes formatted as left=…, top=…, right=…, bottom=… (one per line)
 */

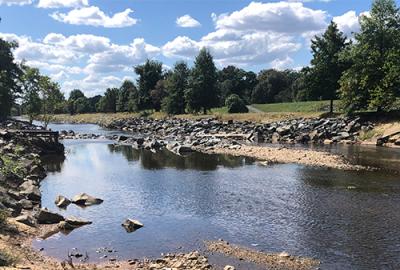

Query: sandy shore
left=195, top=144, right=367, bottom=170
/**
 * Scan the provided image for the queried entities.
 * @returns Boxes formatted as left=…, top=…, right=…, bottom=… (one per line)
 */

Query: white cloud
left=0, top=32, right=159, bottom=96
left=0, top=0, right=32, bottom=6
left=214, top=2, right=328, bottom=34
left=176, top=15, right=201, bottom=28
left=333, top=11, right=364, bottom=37
left=50, top=6, right=138, bottom=28
left=37, top=0, right=88, bottom=8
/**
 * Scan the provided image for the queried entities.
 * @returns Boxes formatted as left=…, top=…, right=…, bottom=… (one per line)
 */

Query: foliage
left=150, top=80, right=166, bottom=112
left=20, top=66, right=42, bottom=123
left=225, top=94, right=249, bottom=113
left=185, top=48, right=218, bottom=114
left=135, top=60, right=164, bottom=110
left=0, top=38, right=22, bottom=119
left=304, top=21, right=349, bottom=113
left=162, top=61, right=189, bottom=115
left=340, top=0, right=400, bottom=113
left=96, top=88, right=118, bottom=113
left=117, top=80, right=137, bottom=112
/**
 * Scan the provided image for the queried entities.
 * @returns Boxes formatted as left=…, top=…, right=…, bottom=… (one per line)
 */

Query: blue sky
left=0, top=0, right=396, bottom=96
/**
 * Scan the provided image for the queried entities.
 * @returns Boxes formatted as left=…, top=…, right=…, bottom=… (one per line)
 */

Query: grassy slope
left=252, top=100, right=341, bottom=113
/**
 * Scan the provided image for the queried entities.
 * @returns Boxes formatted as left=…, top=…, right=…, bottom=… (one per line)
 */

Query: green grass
left=252, top=100, right=341, bottom=113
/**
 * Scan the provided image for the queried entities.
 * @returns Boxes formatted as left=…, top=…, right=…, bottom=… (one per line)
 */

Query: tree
left=340, top=0, right=400, bottom=113
left=117, top=80, right=137, bottom=112
left=225, top=94, right=249, bottom=113
left=21, top=66, right=42, bottom=123
left=0, top=38, right=22, bottom=119
left=88, top=95, right=102, bottom=112
left=39, top=75, right=64, bottom=127
left=96, top=88, right=118, bottom=113
left=185, top=48, right=218, bottom=114
left=305, top=21, right=349, bottom=113
left=134, top=60, right=163, bottom=110
left=162, top=61, right=189, bottom=115
left=67, top=89, right=85, bottom=114
left=251, top=69, right=291, bottom=104
left=150, top=80, right=166, bottom=112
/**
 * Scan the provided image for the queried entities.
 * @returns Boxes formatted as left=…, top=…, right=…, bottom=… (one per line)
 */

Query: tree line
left=1, top=0, right=399, bottom=120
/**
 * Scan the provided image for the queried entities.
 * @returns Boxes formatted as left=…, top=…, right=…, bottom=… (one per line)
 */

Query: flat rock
left=72, top=193, right=103, bottom=206
left=36, top=208, right=64, bottom=224
left=54, top=195, right=71, bottom=208
left=15, top=214, right=36, bottom=227
left=122, top=218, right=143, bottom=233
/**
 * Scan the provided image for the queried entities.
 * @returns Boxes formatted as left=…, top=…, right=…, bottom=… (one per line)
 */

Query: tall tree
left=251, top=69, right=291, bottom=104
left=185, top=48, right=218, bottom=114
left=96, top=88, right=118, bottom=113
left=117, top=80, right=137, bottom=112
left=162, top=61, right=189, bottom=115
left=340, top=0, right=400, bottom=113
left=134, top=60, right=163, bottom=110
left=150, top=80, right=166, bottom=112
left=67, top=89, right=85, bottom=114
left=0, top=38, right=22, bottom=119
left=39, top=75, right=64, bottom=127
left=21, top=66, right=42, bottom=123
left=306, top=21, right=349, bottom=113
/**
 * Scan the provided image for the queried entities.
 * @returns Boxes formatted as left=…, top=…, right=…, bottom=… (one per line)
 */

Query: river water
left=33, top=123, right=400, bottom=270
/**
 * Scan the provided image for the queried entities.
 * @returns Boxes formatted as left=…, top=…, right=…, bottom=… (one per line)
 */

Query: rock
left=72, top=193, right=103, bottom=206
left=15, top=214, right=36, bottom=227
left=19, top=199, right=34, bottom=210
left=122, top=218, right=144, bottom=233
left=36, top=208, right=64, bottom=224
left=19, top=183, right=41, bottom=202
left=58, top=217, right=92, bottom=231
left=54, top=195, right=71, bottom=208
left=224, top=266, right=235, bottom=270
left=395, top=139, right=400, bottom=146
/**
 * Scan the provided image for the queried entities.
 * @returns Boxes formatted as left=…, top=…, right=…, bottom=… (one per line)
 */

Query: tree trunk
left=203, top=108, right=207, bottom=115
left=330, top=99, right=334, bottom=114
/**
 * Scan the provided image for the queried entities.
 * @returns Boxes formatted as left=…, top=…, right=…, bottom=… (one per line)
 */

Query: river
left=32, top=122, right=400, bottom=270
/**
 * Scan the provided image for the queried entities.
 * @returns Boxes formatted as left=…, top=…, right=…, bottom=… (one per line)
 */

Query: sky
left=0, top=0, right=396, bottom=97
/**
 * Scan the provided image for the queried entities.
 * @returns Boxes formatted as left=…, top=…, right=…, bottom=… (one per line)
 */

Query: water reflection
left=107, top=144, right=255, bottom=171
left=34, top=142, right=400, bottom=270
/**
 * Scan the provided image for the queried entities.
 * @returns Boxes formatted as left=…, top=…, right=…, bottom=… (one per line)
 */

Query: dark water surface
left=35, top=139, right=400, bottom=270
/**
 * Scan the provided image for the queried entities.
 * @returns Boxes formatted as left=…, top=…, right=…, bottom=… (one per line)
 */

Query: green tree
left=150, top=80, right=166, bottom=112
left=134, top=60, right=163, bottom=110
left=340, top=0, right=400, bottom=113
left=39, top=75, right=65, bottom=127
left=117, top=80, right=137, bottom=112
left=67, top=89, right=85, bottom=114
left=225, top=94, right=249, bottom=113
left=162, top=61, right=189, bottom=115
left=0, top=38, right=22, bottom=119
left=96, top=88, right=118, bottom=113
left=251, top=69, right=291, bottom=104
left=21, top=67, right=42, bottom=123
left=185, top=48, right=218, bottom=114
left=306, top=21, right=349, bottom=113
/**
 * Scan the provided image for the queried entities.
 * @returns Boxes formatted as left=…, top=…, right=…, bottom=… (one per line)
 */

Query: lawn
left=251, top=100, right=341, bottom=113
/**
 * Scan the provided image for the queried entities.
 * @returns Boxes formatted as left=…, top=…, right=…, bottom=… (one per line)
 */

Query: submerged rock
left=54, top=195, right=71, bottom=208
left=36, top=208, right=65, bottom=224
left=122, top=218, right=143, bottom=233
left=58, top=217, right=92, bottom=231
left=72, top=193, right=103, bottom=206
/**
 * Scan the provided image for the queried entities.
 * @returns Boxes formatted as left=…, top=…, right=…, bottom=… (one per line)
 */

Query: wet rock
left=54, top=195, right=71, bottom=208
left=224, top=266, right=235, bottom=270
left=122, top=219, right=143, bottom=233
left=72, top=193, right=103, bottom=206
left=58, top=217, right=92, bottom=231
left=36, top=208, right=65, bottom=224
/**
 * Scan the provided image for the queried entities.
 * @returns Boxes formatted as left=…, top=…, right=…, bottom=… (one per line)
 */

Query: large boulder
left=122, top=218, right=143, bottom=233
left=54, top=195, right=71, bottom=208
left=36, top=208, right=65, bottom=224
left=72, top=193, right=103, bottom=206
left=19, top=181, right=41, bottom=201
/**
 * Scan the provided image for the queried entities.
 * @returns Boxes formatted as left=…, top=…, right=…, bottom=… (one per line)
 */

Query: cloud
left=333, top=11, right=365, bottom=37
left=0, top=32, right=159, bottom=96
left=176, top=15, right=201, bottom=28
left=37, top=0, right=88, bottom=8
left=50, top=6, right=138, bottom=28
left=0, top=0, right=33, bottom=6
left=213, top=2, right=327, bottom=34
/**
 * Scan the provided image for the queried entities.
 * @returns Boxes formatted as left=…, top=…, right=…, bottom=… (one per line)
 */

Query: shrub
left=225, top=94, right=249, bottom=113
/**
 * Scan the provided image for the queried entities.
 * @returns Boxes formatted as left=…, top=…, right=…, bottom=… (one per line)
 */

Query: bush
left=225, top=94, right=249, bottom=113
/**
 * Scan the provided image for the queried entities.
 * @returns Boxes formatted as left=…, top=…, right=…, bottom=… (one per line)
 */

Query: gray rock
left=122, top=218, right=143, bottom=233
left=72, top=193, right=103, bottom=206
left=54, top=195, right=71, bottom=208
left=58, top=217, right=92, bottom=230
left=36, top=208, right=65, bottom=224
left=15, top=214, right=36, bottom=227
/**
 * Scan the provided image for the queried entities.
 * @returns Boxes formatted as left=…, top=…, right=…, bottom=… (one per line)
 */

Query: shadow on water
left=35, top=142, right=400, bottom=270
